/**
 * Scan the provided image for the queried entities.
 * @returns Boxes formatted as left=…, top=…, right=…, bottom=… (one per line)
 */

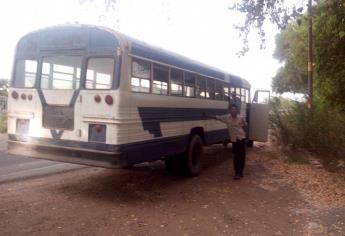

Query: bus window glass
left=170, top=69, right=183, bottom=96
left=246, top=89, right=250, bottom=103
left=215, top=80, right=223, bottom=100
left=196, top=76, right=206, bottom=98
left=86, top=58, right=114, bottom=89
left=14, top=60, right=37, bottom=88
left=152, top=64, right=168, bottom=95
left=184, top=73, right=195, bottom=97
left=41, top=56, right=82, bottom=90
left=223, top=83, right=229, bottom=101
left=236, top=88, right=241, bottom=100
left=131, top=59, right=151, bottom=93
left=206, top=78, right=215, bottom=99
left=241, top=88, right=246, bottom=102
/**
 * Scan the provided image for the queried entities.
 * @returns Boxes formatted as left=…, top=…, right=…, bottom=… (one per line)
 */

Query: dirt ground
left=0, top=144, right=344, bottom=236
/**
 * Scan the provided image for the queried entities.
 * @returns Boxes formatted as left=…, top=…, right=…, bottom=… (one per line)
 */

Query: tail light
left=95, top=124, right=102, bottom=133
left=94, top=95, right=101, bottom=103
left=88, top=124, right=106, bottom=143
left=12, top=91, right=18, bottom=99
left=21, top=93, right=26, bottom=100
left=105, top=95, right=113, bottom=105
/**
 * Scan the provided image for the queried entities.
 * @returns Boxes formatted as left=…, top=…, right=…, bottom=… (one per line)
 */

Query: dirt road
left=0, top=144, right=344, bottom=236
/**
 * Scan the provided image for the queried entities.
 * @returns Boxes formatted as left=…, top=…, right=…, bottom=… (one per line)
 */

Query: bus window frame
left=12, top=58, right=39, bottom=89
left=152, top=63, right=169, bottom=96
left=84, top=55, right=116, bottom=91
left=184, top=72, right=196, bottom=98
left=131, top=57, right=152, bottom=94
left=170, top=68, right=184, bottom=97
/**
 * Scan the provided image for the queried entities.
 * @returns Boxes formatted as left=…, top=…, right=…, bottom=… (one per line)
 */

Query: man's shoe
left=233, top=175, right=240, bottom=180
left=239, top=173, right=244, bottom=178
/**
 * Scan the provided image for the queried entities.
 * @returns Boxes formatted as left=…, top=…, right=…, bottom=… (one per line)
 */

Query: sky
left=0, top=0, right=293, bottom=92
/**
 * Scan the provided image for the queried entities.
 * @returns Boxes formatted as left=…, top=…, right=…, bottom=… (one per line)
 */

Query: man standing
left=204, top=104, right=247, bottom=180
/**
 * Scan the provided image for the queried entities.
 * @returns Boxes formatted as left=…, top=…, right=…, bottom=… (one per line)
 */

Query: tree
left=272, top=20, right=308, bottom=94
left=272, top=0, right=345, bottom=109
left=230, top=0, right=304, bottom=55
left=313, top=0, right=345, bottom=109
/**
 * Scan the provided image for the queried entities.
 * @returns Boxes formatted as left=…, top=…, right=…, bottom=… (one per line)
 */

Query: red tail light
left=12, top=91, right=18, bottom=99
left=95, top=124, right=102, bottom=133
left=94, top=95, right=101, bottom=103
left=21, top=93, right=26, bottom=100
left=105, top=95, right=113, bottom=105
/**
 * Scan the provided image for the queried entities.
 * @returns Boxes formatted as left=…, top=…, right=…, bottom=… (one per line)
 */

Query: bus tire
left=183, top=134, right=204, bottom=177
left=247, top=140, right=254, bottom=148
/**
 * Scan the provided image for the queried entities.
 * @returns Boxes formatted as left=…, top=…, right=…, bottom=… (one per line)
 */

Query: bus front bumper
left=7, top=139, right=128, bottom=169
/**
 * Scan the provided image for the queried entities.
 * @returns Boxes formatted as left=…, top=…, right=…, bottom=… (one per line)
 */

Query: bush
left=270, top=97, right=345, bottom=160
left=0, top=113, right=7, bottom=133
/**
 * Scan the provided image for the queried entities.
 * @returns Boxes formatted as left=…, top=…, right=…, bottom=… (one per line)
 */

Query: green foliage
left=272, top=21, right=308, bottom=93
left=0, top=79, right=8, bottom=96
left=284, top=151, right=310, bottom=165
left=272, top=0, right=345, bottom=110
left=270, top=97, right=345, bottom=159
left=313, top=0, right=345, bottom=109
left=0, top=114, right=7, bottom=133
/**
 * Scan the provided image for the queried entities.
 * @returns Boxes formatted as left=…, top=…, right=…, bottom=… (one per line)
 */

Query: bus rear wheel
left=182, top=134, right=204, bottom=177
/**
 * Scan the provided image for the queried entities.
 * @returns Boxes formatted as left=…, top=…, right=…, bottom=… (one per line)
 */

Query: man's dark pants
left=232, top=139, right=246, bottom=176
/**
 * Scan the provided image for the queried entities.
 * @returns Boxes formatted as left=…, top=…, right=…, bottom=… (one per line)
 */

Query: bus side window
left=86, top=58, right=114, bottom=89
left=131, top=58, right=151, bottom=93
left=241, top=88, right=246, bottom=102
left=215, top=80, right=223, bottom=100
left=206, top=78, right=215, bottom=99
left=236, top=88, right=241, bottom=101
left=196, top=76, right=206, bottom=98
left=246, top=89, right=250, bottom=103
left=230, top=87, right=236, bottom=103
left=170, top=69, right=183, bottom=96
left=152, top=64, right=169, bottom=95
left=184, top=73, right=196, bottom=97
left=223, top=83, right=229, bottom=101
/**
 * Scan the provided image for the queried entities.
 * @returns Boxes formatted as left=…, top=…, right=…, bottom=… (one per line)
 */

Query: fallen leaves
left=254, top=144, right=345, bottom=209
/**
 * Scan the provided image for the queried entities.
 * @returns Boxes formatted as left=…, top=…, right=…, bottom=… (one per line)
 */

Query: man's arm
left=203, top=112, right=217, bottom=120
left=203, top=113, right=228, bottom=124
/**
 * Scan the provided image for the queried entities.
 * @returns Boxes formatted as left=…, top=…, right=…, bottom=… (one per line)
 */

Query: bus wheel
left=183, top=134, right=204, bottom=177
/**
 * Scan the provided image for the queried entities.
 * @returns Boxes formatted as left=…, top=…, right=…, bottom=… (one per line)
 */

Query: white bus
left=7, top=25, right=269, bottom=176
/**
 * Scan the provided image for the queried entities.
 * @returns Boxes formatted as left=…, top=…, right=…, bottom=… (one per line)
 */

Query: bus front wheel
left=183, top=134, right=204, bottom=177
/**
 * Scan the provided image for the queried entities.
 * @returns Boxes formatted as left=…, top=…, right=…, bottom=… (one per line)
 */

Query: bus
left=7, top=25, right=269, bottom=176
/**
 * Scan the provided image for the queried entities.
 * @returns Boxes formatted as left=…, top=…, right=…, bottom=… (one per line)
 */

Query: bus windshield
left=41, top=55, right=82, bottom=90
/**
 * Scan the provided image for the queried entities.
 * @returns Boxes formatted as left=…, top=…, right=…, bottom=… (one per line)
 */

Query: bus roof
left=16, top=24, right=251, bottom=89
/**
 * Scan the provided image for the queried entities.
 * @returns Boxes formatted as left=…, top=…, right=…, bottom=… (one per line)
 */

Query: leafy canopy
left=272, top=0, right=345, bottom=109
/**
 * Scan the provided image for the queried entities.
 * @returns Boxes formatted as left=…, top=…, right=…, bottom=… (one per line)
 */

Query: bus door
left=249, top=90, right=270, bottom=142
